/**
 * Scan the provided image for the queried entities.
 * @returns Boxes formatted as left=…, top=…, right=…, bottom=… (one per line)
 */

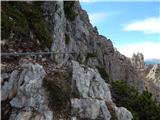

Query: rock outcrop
left=146, top=64, right=160, bottom=81
left=115, top=107, right=133, bottom=120
left=1, top=60, right=53, bottom=120
left=1, top=1, right=146, bottom=91
left=71, top=61, right=133, bottom=120
left=41, top=1, right=146, bottom=92
left=131, top=52, right=145, bottom=70
left=43, top=1, right=67, bottom=64
left=1, top=1, right=159, bottom=120
left=1, top=59, right=133, bottom=120
left=130, top=52, right=160, bottom=101
left=145, top=64, right=160, bottom=101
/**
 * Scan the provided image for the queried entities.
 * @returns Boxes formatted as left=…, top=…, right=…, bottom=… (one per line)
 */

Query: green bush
left=1, top=2, right=29, bottom=37
left=85, top=52, right=97, bottom=63
left=65, top=33, right=70, bottom=44
left=64, top=1, right=77, bottom=21
left=1, top=2, right=52, bottom=48
left=1, top=13, right=14, bottom=37
left=71, top=90, right=81, bottom=98
left=43, top=79, right=69, bottom=111
left=96, top=66, right=109, bottom=82
left=111, top=81, right=160, bottom=120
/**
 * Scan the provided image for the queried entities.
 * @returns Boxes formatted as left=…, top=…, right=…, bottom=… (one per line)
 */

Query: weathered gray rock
left=1, top=70, right=21, bottom=101
left=71, top=98, right=111, bottom=120
left=43, top=1, right=67, bottom=64
left=9, top=110, right=42, bottom=120
left=115, top=107, right=133, bottom=120
left=71, top=98, right=101, bottom=119
left=2, top=1, right=153, bottom=119
left=41, top=1, right=146, bottom=95
left=72, top=60, right=112, bottom=102
left=89, top=74, right=112, bottom=101
left=1, top=72, right=9, bottom=83
left=99, top=100, right=112, bottom=120
left=146, top=64, right=160, bottom=82
left=131, top=52, right=145, bottom=69
left=146, top=64, right=160, bottom=101
left=9, top=60, right=53, bottom=120
left=71, top=61, right=132, bottom=120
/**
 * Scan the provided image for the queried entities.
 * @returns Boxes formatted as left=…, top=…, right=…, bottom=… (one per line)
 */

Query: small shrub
left=71, top=91, right=81, bottom=98
left=22, top=2, right=52, bottom=48
left=1, top=2, right=52, bottom=48
left=65, top=33, right=70, bottom=45
left=1, top=12, right=13, bottom=37
left=1, top=2, right=29, bottom=37
left=86, top=52, right=97, bottom=63
left=43, top=79, right=69, bottom=111
left=96, top=66, right=109, bottom=82
left=64, top=1, right=77, bottom=21
left=96, top=42, right=101, bottom=47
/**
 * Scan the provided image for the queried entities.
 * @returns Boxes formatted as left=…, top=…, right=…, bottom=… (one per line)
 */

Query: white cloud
left=117, top=41, right=160, bottom=60
left=89, top=12, right=109, bottom=25
left=124, top=17, right=160, bottom=34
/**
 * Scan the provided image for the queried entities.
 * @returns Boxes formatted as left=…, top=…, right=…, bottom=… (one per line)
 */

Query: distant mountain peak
left=145, top=58, right=160, bottom=65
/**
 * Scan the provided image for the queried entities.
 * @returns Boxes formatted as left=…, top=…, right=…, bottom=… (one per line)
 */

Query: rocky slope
left=1, top=59, right=133, bottom=120
left=145, top=64, right=160, bottom=101
left=1, top=1, right=145, bottom=89
left=130, top=52, right=160, bottom=101
left=42, top=1, right=145, bottom=91
left=1, top=1, right=160, bottom=120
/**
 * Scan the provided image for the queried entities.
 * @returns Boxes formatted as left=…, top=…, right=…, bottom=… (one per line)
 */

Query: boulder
left=115, top=107, right=133, bottom=120
left=72, top=60, right=112, bottom=102
left=9, top=60, right=53, bottom=120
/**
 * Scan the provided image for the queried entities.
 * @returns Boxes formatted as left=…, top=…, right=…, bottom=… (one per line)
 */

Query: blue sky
left=80, top=1, right=160, bottom=60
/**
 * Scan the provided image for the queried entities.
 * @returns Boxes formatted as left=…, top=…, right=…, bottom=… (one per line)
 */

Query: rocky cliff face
left=1, top=1, right=159, bottom=120
left=1, top=59, right=133, bottom=120
left=1, top=59, right=53, bottom=120
left=1, top=1, right=145, bottom=90
left=131, top=52, right=145, bottom=70
left=42, top=1, right=145, bottom=91
left=130, top=53, right=160, bottom=101
left=71, top=61, right=133, bottom=120
left=145, top=64, right=160, bottom=101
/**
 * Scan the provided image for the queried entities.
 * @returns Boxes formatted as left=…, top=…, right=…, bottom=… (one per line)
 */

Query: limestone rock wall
left=41, top=1, right=145, bottom=92
left=1, top=60, right=133, bottom=120
left=1, top=60, right=53, bottom=120
left=71, top=61, right=133, bottom=120
left=145, top=64, right=160, bottom=101
left=2, top=1, right=159, bottom=120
